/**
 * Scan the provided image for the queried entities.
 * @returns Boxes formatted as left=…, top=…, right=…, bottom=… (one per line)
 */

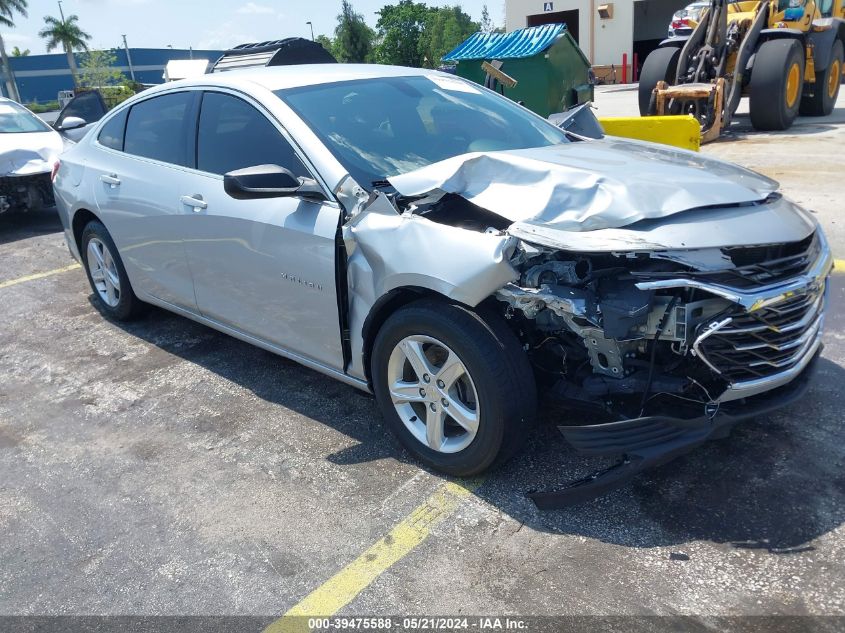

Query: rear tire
left=749, top=39, right=804, bottom=131
left=800, top=40, right=843, bottom=116
left=638, top=47, right=681, bottom=116
left=81, top=220, right=146, bottom=321
left=371, top=299, right=536, bottom=477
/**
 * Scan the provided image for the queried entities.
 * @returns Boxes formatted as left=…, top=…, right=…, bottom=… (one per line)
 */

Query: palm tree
left=0, top=0, right=28, bottom=102
left=38, top=14, right=91, bottom=88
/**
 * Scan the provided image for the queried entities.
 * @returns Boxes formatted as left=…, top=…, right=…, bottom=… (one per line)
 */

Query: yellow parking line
left=0, top=263, right=81, bottom=290
left=264, top=479, right=482, bottom=633
left=835, top=259, right=845, bottom=274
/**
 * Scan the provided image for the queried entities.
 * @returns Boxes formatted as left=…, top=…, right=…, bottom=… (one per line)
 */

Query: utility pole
left=57, top=0, right=65, bottom=21
left=122, top=34, right=136, bottom=82
left=306, top=21, right=314, bottom=41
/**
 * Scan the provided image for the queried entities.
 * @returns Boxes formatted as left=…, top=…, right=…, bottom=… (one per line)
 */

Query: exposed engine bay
left=396, top=189, right=828, bottom=424
left=0, top=173, right=55, bottom=214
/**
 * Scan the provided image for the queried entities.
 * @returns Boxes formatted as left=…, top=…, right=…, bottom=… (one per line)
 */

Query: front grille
left=635, top=233, right=819, bottom=290
left=713, top=233, right=818, bottom=288
left=694, top=287, right=825, bottom=381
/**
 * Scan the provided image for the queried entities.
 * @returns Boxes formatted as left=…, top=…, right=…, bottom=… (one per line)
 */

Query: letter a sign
left=543, top=2, right=553, bottom=11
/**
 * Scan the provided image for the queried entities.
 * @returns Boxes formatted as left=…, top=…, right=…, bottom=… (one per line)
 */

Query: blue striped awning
left=442, top=24, right=567, bottom=62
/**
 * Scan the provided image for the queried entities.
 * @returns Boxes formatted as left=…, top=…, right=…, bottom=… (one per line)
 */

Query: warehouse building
left=0, top=47, right=224, bottom=104
left=505, top=0, right=689, bottom=81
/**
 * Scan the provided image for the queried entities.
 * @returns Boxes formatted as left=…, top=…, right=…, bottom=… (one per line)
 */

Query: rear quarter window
left=97, top=109, right=128, bottom=151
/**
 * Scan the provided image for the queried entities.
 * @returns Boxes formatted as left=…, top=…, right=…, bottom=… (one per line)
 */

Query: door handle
left=180, top=195, right=208, bottom=212
left=100, top=174, right=121, bottom=188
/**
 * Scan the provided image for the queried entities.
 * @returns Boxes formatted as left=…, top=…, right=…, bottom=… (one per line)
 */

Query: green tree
left=78, top=49, right=124, bottom=89
left=419, top=6, right=479, bottom=68
left=0, top=0, right=28, bottom=102
left=375, top=0, right=433, bottom=67
left=11, top=45, right=28, bottom=56
left=315, top=34, right=336, bottom=59
left=334, top=0, right=375, bottom=63
left=480, top=4, right=493, bottom=33
left=38, top=14, right=91, bottom=87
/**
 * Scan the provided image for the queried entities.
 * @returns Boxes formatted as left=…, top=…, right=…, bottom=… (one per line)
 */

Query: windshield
left=277, top=75, right=568, bottom=187
left=0, top=101, right=53, bottom=134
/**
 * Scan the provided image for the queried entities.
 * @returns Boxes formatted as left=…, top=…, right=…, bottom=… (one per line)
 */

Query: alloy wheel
left=86, top=237, right=121, bottom=308
left=387, top=335, right=480, bottom=454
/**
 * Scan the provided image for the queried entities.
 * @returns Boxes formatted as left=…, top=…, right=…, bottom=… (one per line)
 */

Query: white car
left=668, top=1, right=710, bottom=38
left=0, top=96, right=87, bottom=214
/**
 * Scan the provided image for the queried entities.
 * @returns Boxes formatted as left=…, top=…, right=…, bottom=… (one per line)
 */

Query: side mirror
left=223, top=164, right=325, bottom=200
left=56, top=116, right=87, bottom=131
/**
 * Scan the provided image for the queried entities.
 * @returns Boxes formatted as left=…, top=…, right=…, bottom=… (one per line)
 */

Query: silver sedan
left=53, top=64, right=830, bottom=503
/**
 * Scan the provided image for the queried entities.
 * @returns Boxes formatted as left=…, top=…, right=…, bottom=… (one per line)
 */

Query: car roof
left=142, top=64, right=440, bottom=96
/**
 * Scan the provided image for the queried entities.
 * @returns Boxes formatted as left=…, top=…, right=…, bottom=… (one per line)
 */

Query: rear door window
left=124, top=92, right=193, bottom=166
left=196, top=91, right=308, bottom=177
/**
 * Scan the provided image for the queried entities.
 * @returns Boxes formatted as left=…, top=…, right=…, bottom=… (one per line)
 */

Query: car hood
left=388, top=138, right=779, bottom=233
left=0, top=130, right=63, bottom=177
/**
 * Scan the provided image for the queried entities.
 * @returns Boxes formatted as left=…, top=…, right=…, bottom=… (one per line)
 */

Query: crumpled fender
left=341, top=191, right=518, bottom=381
left=345, top=192, right=518, bottom=306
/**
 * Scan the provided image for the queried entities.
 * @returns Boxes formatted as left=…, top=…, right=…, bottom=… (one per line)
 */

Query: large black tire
left=749, top=39, right=805, bottom=131
left=80, top=220, right=146, bottom=321
left=800, top=39, right=843, bottom=116
left=638, top=47, right=681, bottom=116
left=371, top=299, right=537, bottom=477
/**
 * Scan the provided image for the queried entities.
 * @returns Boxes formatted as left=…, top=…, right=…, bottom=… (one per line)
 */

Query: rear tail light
left=672, top=18, right=691, bottom=29
left=51, top=160, right=61, bottom=182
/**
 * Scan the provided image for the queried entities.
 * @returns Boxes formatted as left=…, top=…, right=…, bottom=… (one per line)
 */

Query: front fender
left=658, top=36, right=689, bottom=49
left=342, top=192, right=518, bottom=380
left=807, top=24, right=845, bottom=71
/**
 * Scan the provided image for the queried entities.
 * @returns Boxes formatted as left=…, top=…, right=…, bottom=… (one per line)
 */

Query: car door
left=180, top=90, right=344, bottom=369
left=91, top=90, right=199, bottom=310
left=53, top=90, right=108, bottom=142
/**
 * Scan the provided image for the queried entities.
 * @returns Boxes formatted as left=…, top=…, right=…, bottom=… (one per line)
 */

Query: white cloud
left=0, top=32, right=33, bottom=45
left=197, top=24, right=257, bottom=50
left=236, top=2, right=275, bottom=14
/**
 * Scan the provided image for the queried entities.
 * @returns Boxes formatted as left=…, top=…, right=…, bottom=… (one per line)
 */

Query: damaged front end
left=0, top=172, right=55, bottom=214
left=495, top=229, right=831, bottom=507
left=0, top=146, right=61, bottom=214
left=340, top=129, right=833, bottom=507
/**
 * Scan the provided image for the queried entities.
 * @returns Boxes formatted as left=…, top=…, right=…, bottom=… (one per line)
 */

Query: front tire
left=800, top=40, right=843, bottom=117
left=749, top=39, right=804, bottom=131
left=371, top=300, right=536, bottom=477
left=638, top=47, right=681, bottom=116
left=81, top=220, right=146, bottom=321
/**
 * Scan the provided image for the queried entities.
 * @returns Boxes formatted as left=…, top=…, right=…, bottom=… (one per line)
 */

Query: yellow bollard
left=598, top=115, right=701, bottom=152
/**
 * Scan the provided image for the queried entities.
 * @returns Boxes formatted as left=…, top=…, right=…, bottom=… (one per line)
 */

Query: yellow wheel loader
left=639, top=0, right=845, bottom=140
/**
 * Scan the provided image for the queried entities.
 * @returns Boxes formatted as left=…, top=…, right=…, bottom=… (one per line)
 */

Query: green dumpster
left=442, top=24, right=594, bottom=118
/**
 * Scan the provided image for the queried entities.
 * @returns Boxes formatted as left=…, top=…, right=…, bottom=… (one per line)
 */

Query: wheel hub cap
left=387, top=335, right=480, bottom=454
left=786, top=62, right=801, bottom=108
left=828, top=60, right=841, bottom=100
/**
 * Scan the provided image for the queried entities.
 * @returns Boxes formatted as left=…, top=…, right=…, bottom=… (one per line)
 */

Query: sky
left=1, top=0, right=506, bottom=55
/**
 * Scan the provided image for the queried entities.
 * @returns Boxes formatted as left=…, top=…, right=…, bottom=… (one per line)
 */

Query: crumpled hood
left=388, top=138, right=779, bottom=232
left=0, top=130, right=63, bottom=177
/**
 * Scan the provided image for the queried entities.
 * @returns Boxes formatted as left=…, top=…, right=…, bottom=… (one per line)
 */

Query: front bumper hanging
left=528, top=348, right=820, bottom=510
